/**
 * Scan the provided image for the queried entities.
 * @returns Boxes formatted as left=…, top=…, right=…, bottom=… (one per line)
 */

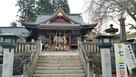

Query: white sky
left=0, top=0, right=84, bottom=27
left=0, top=0, right=18, bottom=27
left=0, top=0, right=135, bottom=33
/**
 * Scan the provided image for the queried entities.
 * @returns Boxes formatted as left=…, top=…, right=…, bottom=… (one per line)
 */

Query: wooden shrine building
left=22, top=9, right=97, bottom=51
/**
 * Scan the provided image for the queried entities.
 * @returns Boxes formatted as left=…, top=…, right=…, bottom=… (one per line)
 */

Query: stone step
left=36, top=63, right=82, bottom=67
left=32, top=52, right=85, bottom=77
left=39, top=56, right=80, bottom=59
left=37, top=60, right=81, bottom=63
left=34, top=70, right=84, bottom=74
left=38, top=57, right=80, bottom=60
left=40, top=52, right=79, bottom=56
left=35, top=66, right=83, bottom=70
left=33, top=74, right=85, bottom=77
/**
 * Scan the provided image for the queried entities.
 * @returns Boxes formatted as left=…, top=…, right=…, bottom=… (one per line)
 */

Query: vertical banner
left=125, top=44, right=136, bottom=74
left=114, top=43, right=128, bottom=77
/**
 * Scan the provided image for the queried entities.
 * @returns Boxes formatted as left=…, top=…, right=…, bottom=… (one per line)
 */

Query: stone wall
left=13, top=55, right=29, bottom=75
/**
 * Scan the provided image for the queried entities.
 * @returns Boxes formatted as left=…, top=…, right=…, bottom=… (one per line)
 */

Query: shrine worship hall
left=22, top=8, right=97, bottom=51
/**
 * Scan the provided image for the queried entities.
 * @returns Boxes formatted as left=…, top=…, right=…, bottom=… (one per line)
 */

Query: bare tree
left=83, top=0, right=136, bottom=30
left=10, top=22, right=17, bottom=27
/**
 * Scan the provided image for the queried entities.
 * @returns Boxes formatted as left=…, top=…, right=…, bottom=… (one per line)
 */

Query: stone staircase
left=32, top=51, right=85, bottom=77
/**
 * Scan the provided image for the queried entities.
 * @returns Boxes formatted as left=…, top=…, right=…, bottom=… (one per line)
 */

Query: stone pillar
left=100, top=48, right=112, bottom=77
left=2, top=48, right=14, bottom=77
left=95, top=34, right=115, bottom=77
left=77, top=37, right=81, bottom=52
left=118, top=17, right=127, bottom=42
left=0, top=34, right=18, bottom=77
left=23, top=63, right=29, bottom=77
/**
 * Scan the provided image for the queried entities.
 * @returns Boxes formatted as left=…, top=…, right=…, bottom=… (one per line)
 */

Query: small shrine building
left=22, top=9, right=97, bottom=51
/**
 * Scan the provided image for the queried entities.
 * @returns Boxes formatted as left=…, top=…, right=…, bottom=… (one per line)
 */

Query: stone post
left=100, top=48, right=112, bottom=77
left=96, top=34, right=115, bottom=77
left=23, top=63, right=29, bottom=77
left=2, top=48, right=14, bottom=77
left=77, top=38, right=81, bottom=52
left=118, top=17, right=127, bottom=42
left=0, top=34, right=18, bottom=77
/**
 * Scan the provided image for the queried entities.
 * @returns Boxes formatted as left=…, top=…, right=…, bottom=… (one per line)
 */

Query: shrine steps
left=32, top=51, right=85, bottom=77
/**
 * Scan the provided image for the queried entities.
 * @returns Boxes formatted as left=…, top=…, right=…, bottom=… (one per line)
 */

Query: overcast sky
left=0, top=0, right=84, bottom=27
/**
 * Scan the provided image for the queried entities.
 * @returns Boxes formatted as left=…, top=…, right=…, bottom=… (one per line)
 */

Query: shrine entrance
left=50, top=30, right=70, bottom=51
left=23, top=8, right=97, bottom=51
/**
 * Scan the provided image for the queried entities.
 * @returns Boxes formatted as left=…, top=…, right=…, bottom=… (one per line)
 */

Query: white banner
left=125, top=44, right=136, bottom=74
left=114, top=43, right=128, bottom=77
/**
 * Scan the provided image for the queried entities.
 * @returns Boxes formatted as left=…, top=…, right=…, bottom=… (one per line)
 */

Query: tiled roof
left=22, top=8, right=97, bottom=28
left=0, top=27, right=29, bottom=37
left=34, top=14, right=86, bottom=24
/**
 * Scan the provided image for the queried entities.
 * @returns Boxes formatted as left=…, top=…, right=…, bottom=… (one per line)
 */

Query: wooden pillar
left=69, top=34, right=71, bottom=45
left=49, top=34, right=51, bottom=45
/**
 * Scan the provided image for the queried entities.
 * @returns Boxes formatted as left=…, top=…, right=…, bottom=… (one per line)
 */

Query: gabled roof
left=22, top=8, right=97, bottom=30
left=34, top=9, right=87, bottom=25
left=39, top=8, right=79, bottom=24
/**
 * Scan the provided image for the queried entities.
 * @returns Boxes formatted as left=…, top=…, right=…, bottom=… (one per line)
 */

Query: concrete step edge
left=37, top=61, right=81, bottom=63
left=35, top=66, right=83, bottom=70
left=36, top=63, right=82, bottom=66
left=33, top=73, right=85, bottom=75
left=34, top=70, right=84, bottom=73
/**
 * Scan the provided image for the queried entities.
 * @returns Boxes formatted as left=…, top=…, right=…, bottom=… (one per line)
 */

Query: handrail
left=79, top=41, right=136, bottom=77
left=82, top=42, right=115, bottom=54
left=15, top=42, right=38, bottom=53
left=23, top=41, right=42, bottom=77
left=78, top=39, right=92, bottom=77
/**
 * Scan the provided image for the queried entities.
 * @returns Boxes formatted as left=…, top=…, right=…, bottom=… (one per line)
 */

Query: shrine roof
left=38, top=26, right=81, bottom=30
left=22, top=8, right=97, bottom=29
left=34, top=14, right=86, bottom=24
left=39, top=23, right=80, bottom=26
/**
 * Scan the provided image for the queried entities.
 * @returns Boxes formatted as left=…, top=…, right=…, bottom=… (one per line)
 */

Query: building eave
left=81, top=23, right=98, bottom=27
left=21, top=22, right=38, bottom=26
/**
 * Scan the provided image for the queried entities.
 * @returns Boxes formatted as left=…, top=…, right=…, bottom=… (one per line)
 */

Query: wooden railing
left=82, top=42, right=100, bottom=54
left=80, top=41, right=136, bottom=77
left=78, top=38, right=92, bottom=77
left=23, top=41, right=42, bottom=77
left=15, top=42, right=38, bottom=53
left=0, top=42, right=38, bottom=55
left=82, top=42, right=136, bottom=55
left=82, top=42, right=115, bottom=54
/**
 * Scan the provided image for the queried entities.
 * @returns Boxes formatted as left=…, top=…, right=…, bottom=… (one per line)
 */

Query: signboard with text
left=125, top=44, right=136, bottom=74
left=114, top=43, right=128, bottom=77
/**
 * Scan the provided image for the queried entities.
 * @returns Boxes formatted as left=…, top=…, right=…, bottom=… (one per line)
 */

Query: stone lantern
left=95, top=34, right=115, bottom=77
left=0, top=33, right=18, bottom=77
left=96, top=34, right=115, bottom=48
left=0, top=33, right=18, bottom=48
left=105, top=24, right=118, bottom=34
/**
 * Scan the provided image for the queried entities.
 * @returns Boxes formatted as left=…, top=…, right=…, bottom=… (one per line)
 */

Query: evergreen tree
left=16, top=0, right=70, bottom=22
left=52, top=0, right=70, bottom=13
left=58, top=0, right=70, bottom=13
left=16, top=0, right=36, bottom=22
left=36, top=0, right=55, bottom=15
